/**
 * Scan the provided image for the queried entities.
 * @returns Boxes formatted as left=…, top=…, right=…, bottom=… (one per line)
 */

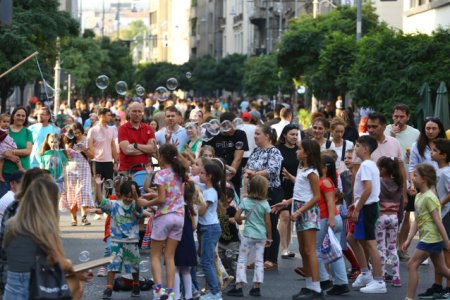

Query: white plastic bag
left=320, top=227, right=343, bottom=264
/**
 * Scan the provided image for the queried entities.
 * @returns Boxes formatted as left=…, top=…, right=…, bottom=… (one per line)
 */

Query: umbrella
left=435, top=81, right=450, bottom=129
left=417, top=82, right=433, bottom=130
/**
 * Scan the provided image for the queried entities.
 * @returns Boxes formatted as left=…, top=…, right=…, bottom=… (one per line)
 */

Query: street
left=61, top=213, right=436, bottom=300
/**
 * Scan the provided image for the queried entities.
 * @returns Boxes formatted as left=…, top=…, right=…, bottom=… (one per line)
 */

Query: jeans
left=200, top=223, right=221, bottom=295
left=316, top=216, right=348, bottom=285
left=4, top=271, right=30, bottom=300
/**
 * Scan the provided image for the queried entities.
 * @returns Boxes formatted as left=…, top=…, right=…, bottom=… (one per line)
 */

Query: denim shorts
left=294, top=201, right=320, bottom=232
left=4, top=271, right=30, bottom=300
left=417, top=241, right=445, bottom=254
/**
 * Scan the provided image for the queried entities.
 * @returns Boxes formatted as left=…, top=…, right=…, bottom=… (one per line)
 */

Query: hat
left=241, top=112, right=251, bottom=122
left=336, top=100, right=343, bottom=110
left=9, top=170, right=24, bottom=183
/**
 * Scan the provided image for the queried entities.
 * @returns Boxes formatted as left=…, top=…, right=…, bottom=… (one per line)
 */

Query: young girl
left=403, top=164, right=450, bottom=300
left=315, top=155, right=349, bottom=295
left=174, top=181, right=197, bottom=300
left=200, top=145, right=215, bottom=159
left=198, top=162, right=223, bottom=300
left=40, top=133, right=69, bottom=190
left=138, top=144, right=187, bottom=300
left=273, top=139, right=323, bottom=299
left=227, top=175, right=271, bottom=297
left=375, top=156, right=403, bottom=287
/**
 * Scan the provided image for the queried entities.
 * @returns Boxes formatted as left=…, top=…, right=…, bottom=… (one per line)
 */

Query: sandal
left=264, top=261, right=278, bottom=270
left=295, top=267, right=306, bottom=277
left=81, top=216, right=91, bottom=226
left=71, top=218, right=77, bottom=226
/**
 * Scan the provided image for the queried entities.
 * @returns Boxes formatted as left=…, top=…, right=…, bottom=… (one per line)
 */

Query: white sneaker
left=153, top=288, right=165, bottom=300
left=97, top=266, right=107, bottom=277
left=421, top=258, right=430, bottom=265
left=360, top=280, right=387, bottom=293
left=94, top=214, right=102, bottom=220
left=200, top=292, right=223, bottom=300
left=352, top=272, right=373, bottom=288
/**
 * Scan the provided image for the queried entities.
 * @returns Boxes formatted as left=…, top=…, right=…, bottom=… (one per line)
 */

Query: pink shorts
left=151, top=213, right=184, bottom=241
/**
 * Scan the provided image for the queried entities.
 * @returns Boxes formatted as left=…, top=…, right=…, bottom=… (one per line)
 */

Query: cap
left=336, top=100, right=343, bottom=109
left=241, top=112, right=251, bottom=122
left=9, top=170, right=24, bottom=183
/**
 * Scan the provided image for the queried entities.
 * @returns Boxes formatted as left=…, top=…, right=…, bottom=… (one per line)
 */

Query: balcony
left=233, top=13, right=243, bottom=25
left=219, top=17, right=226, bottom=29
left=249, top=7, right=268, bottom=26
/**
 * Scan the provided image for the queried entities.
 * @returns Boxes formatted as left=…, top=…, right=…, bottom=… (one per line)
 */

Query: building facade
left=403, top=0, right=450, bottom=34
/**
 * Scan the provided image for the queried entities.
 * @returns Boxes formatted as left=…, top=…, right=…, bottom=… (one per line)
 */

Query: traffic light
left=0, top=0, right=12, bottom=26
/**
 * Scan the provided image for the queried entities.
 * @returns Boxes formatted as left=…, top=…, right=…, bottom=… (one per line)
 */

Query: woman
left=245, top=124, right=283, bottom=269
left=182, top=122, right=203, bottom=164
left=2, top=172, right=85, bottom=300
left=336, top=110, right=359, bottom=144
left=312, top=117, right=335, bottom=152
left=276, top=124, right=299, bottom=259
left=0, top=107, right=32, bottom=197
left=330, top=117, right=354, bottom=173
left=408, top=117, right=446, bottom=188
left=59, top=123, right=95, bottom=226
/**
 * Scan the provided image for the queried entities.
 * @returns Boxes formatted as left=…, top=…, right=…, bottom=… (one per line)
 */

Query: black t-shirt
left=277, top=144, right=298, bottom=199
left=205, top=129, right=249, bottom=189
left=219, top=206, right=240, bottom=244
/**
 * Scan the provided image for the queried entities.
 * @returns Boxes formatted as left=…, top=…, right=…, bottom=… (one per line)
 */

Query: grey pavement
left=61, top=213, right=436, bottom=300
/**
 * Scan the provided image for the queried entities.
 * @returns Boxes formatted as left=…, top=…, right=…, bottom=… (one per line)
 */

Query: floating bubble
left=104, top=179, right=114, bottom=190
left=235, top=141, right=244, bottom=150
left=96, top=75, right=110, bottom=90
left=139, top=260, right=150, bottom=273
left=201, top=122, right=215, bottom=142
left=297, top=85, right=306, bottom=94
left=166, top=78, right=178, bottom=91
left=233, top=118, right=244, bottom=128
left=73, top=143, right=84, bottom=152
left=115, top=81, right=128, bottom=95
left=208, top=119, right=221, bottom=136
left=127, top=144, right=135, bottom=153
left=155, top=86, right=170, bottom=101
left=186, top=72, right=192, bottom=79
left=78, top=251, right=90, bottom=262
left=220, top=120, right=233, bottom=133
left=136, top=85, right=146, bottom=97
left=65, top=131, right=74, bottom=140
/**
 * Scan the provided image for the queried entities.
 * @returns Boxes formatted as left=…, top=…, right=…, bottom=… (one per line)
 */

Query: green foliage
left=0, top=0, right=79, bottom=111
left=136, top=61, right=181, bottom=92
left=216, top=54, right=246, bottom=93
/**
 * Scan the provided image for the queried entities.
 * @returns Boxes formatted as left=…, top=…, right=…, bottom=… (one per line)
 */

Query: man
left=0, top=171, right=23, bottom=229
left=155, top=106, right=189, bottom=152
left=204, top=112, right=249, bottom=196
left=265, top=104, right=284, bottom=127
left=87, top=108, right=119, bottom=182
left=240, top=112, right=256, bottom=168
left=29, top=107, right=60, bottom=168
left=118, top=102, right=157, bottom=173
left=271, top=107, right=293, bottom=139
left=384, top=104, right=420, bottom=261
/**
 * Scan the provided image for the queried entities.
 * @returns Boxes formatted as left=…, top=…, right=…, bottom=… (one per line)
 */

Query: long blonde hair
left=4, top=176, right=63, bottom=259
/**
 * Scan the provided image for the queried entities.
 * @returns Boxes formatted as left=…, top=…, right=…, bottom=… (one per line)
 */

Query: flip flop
left=264, top=261, right=278, bottom=270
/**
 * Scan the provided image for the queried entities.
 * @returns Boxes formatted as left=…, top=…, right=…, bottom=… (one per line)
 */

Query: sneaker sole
left=360, top=288, right=387, bottom=294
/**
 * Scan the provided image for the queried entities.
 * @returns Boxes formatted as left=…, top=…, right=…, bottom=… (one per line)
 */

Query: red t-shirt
left=118, top=121, right=155, bottom=171
left=318, top=177, right=339, bottom=219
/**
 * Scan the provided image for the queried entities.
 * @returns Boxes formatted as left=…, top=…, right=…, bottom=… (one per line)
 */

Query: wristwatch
left=133, top=143, right=138, bottom=149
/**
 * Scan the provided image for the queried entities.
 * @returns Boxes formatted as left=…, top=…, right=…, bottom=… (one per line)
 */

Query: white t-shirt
left=354, top=160, right=380, bottom=206
left=334, top=140, right=353, bottom=173
left=271, top=120, right=290, bottom=141
left=199, top=187, right=219, bottom=225
left=240, top=123, right=256, bottom=159
left=0, top=191, right=15, bottom=228
left=292, top=168, right=319, bottom=203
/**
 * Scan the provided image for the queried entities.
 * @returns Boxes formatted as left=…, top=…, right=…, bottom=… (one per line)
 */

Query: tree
left=216, top=54, right=246, bottom=93
left=0, top=0, right=78, bottom=111
left=136, top=61, right=181, bottom=93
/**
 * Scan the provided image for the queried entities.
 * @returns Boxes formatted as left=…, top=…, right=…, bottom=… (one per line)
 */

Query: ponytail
left=159, top=144, right=187, bottom=182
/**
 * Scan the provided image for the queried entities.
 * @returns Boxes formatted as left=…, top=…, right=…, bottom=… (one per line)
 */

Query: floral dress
left=59, top=138, right=94, bottom=209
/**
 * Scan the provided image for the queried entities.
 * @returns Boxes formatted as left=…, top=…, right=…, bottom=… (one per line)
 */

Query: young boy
left=350, top=135, right=386, bottom=293
left=94, top=174, right=143, bottom=299
left=421, top=138, right=450, bottom=298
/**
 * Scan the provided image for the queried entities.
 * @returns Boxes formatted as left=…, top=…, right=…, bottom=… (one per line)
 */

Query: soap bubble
left=115, top=81, right=128, bottom=95
left=78, top=251, right=90, bottom=262
left=155, top=86, right=170, bottom=101
left=139, top=260, right=150, bottom=273
left=65, top=131, right=74, bottom=140
left=233, top=118, right=244, bottom=128
left=235, top=141, right=244, bottom=150
left=135, top=85, right=146, bottom=97
left=104, top=179, right=114, bottom=190
left=96, top=75, right=109, bottom=90
left=207, top=119, right=221, bottom=136
left=186, top=72, right=192, bottom=79
left=201, top=122, right=214, bottom=142
left=220, top=120, right=233, bottom=133
left=166, top=78, right=178, bottom=91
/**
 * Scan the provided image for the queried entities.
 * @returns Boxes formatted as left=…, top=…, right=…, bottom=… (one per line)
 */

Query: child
left=403, top=163, right=450, bottom=300
left=316, top=155, right=349, bottom=295
left=375, top=156, right=403, bottom=287
left=226, top=175, right=271, bottom=297
left=273, top=139, right=324, bottom=299
left=350, top=135, right=386, bottom=293
left=200, top=145, right=215, bottom=159
left=174, top=181, right=198, bottom=300
left=197, top=162, right=224, bottom=300
left=138, top=144, right=187, bottom=300
left=420, top=138, right=450, bottom=298
left=94, top=175, right=143, bottom=299
left=0, top=115, right=23, bottom=182
left=39, top=133, right=69, bottom=190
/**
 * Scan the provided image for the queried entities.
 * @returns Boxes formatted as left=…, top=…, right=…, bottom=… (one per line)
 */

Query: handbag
left=320, top=227, right=343, bottom=265
left=29, top=256, right=72, bottom=300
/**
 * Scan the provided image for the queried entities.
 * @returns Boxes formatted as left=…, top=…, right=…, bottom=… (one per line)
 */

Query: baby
left=0, top=114, right=23, bottom=181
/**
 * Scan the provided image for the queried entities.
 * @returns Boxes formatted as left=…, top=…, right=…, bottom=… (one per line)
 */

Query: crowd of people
left=0, top=95, right=449, bottom=300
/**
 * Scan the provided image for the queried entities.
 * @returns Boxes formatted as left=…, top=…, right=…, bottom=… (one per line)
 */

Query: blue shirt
left=155, top=126, right=189, bottom=152
left=199, top=187, right=219, bottom=226
left=29, top=123, right=60, bottom=168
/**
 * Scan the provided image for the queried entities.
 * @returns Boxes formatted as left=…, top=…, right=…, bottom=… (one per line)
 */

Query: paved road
left=61, top=213, right=436, bottom=300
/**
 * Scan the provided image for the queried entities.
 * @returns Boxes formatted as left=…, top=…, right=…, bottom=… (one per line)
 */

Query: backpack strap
left=341, top=140, right=347, bottom=161
left=325, top=140, right=332, bottom=149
